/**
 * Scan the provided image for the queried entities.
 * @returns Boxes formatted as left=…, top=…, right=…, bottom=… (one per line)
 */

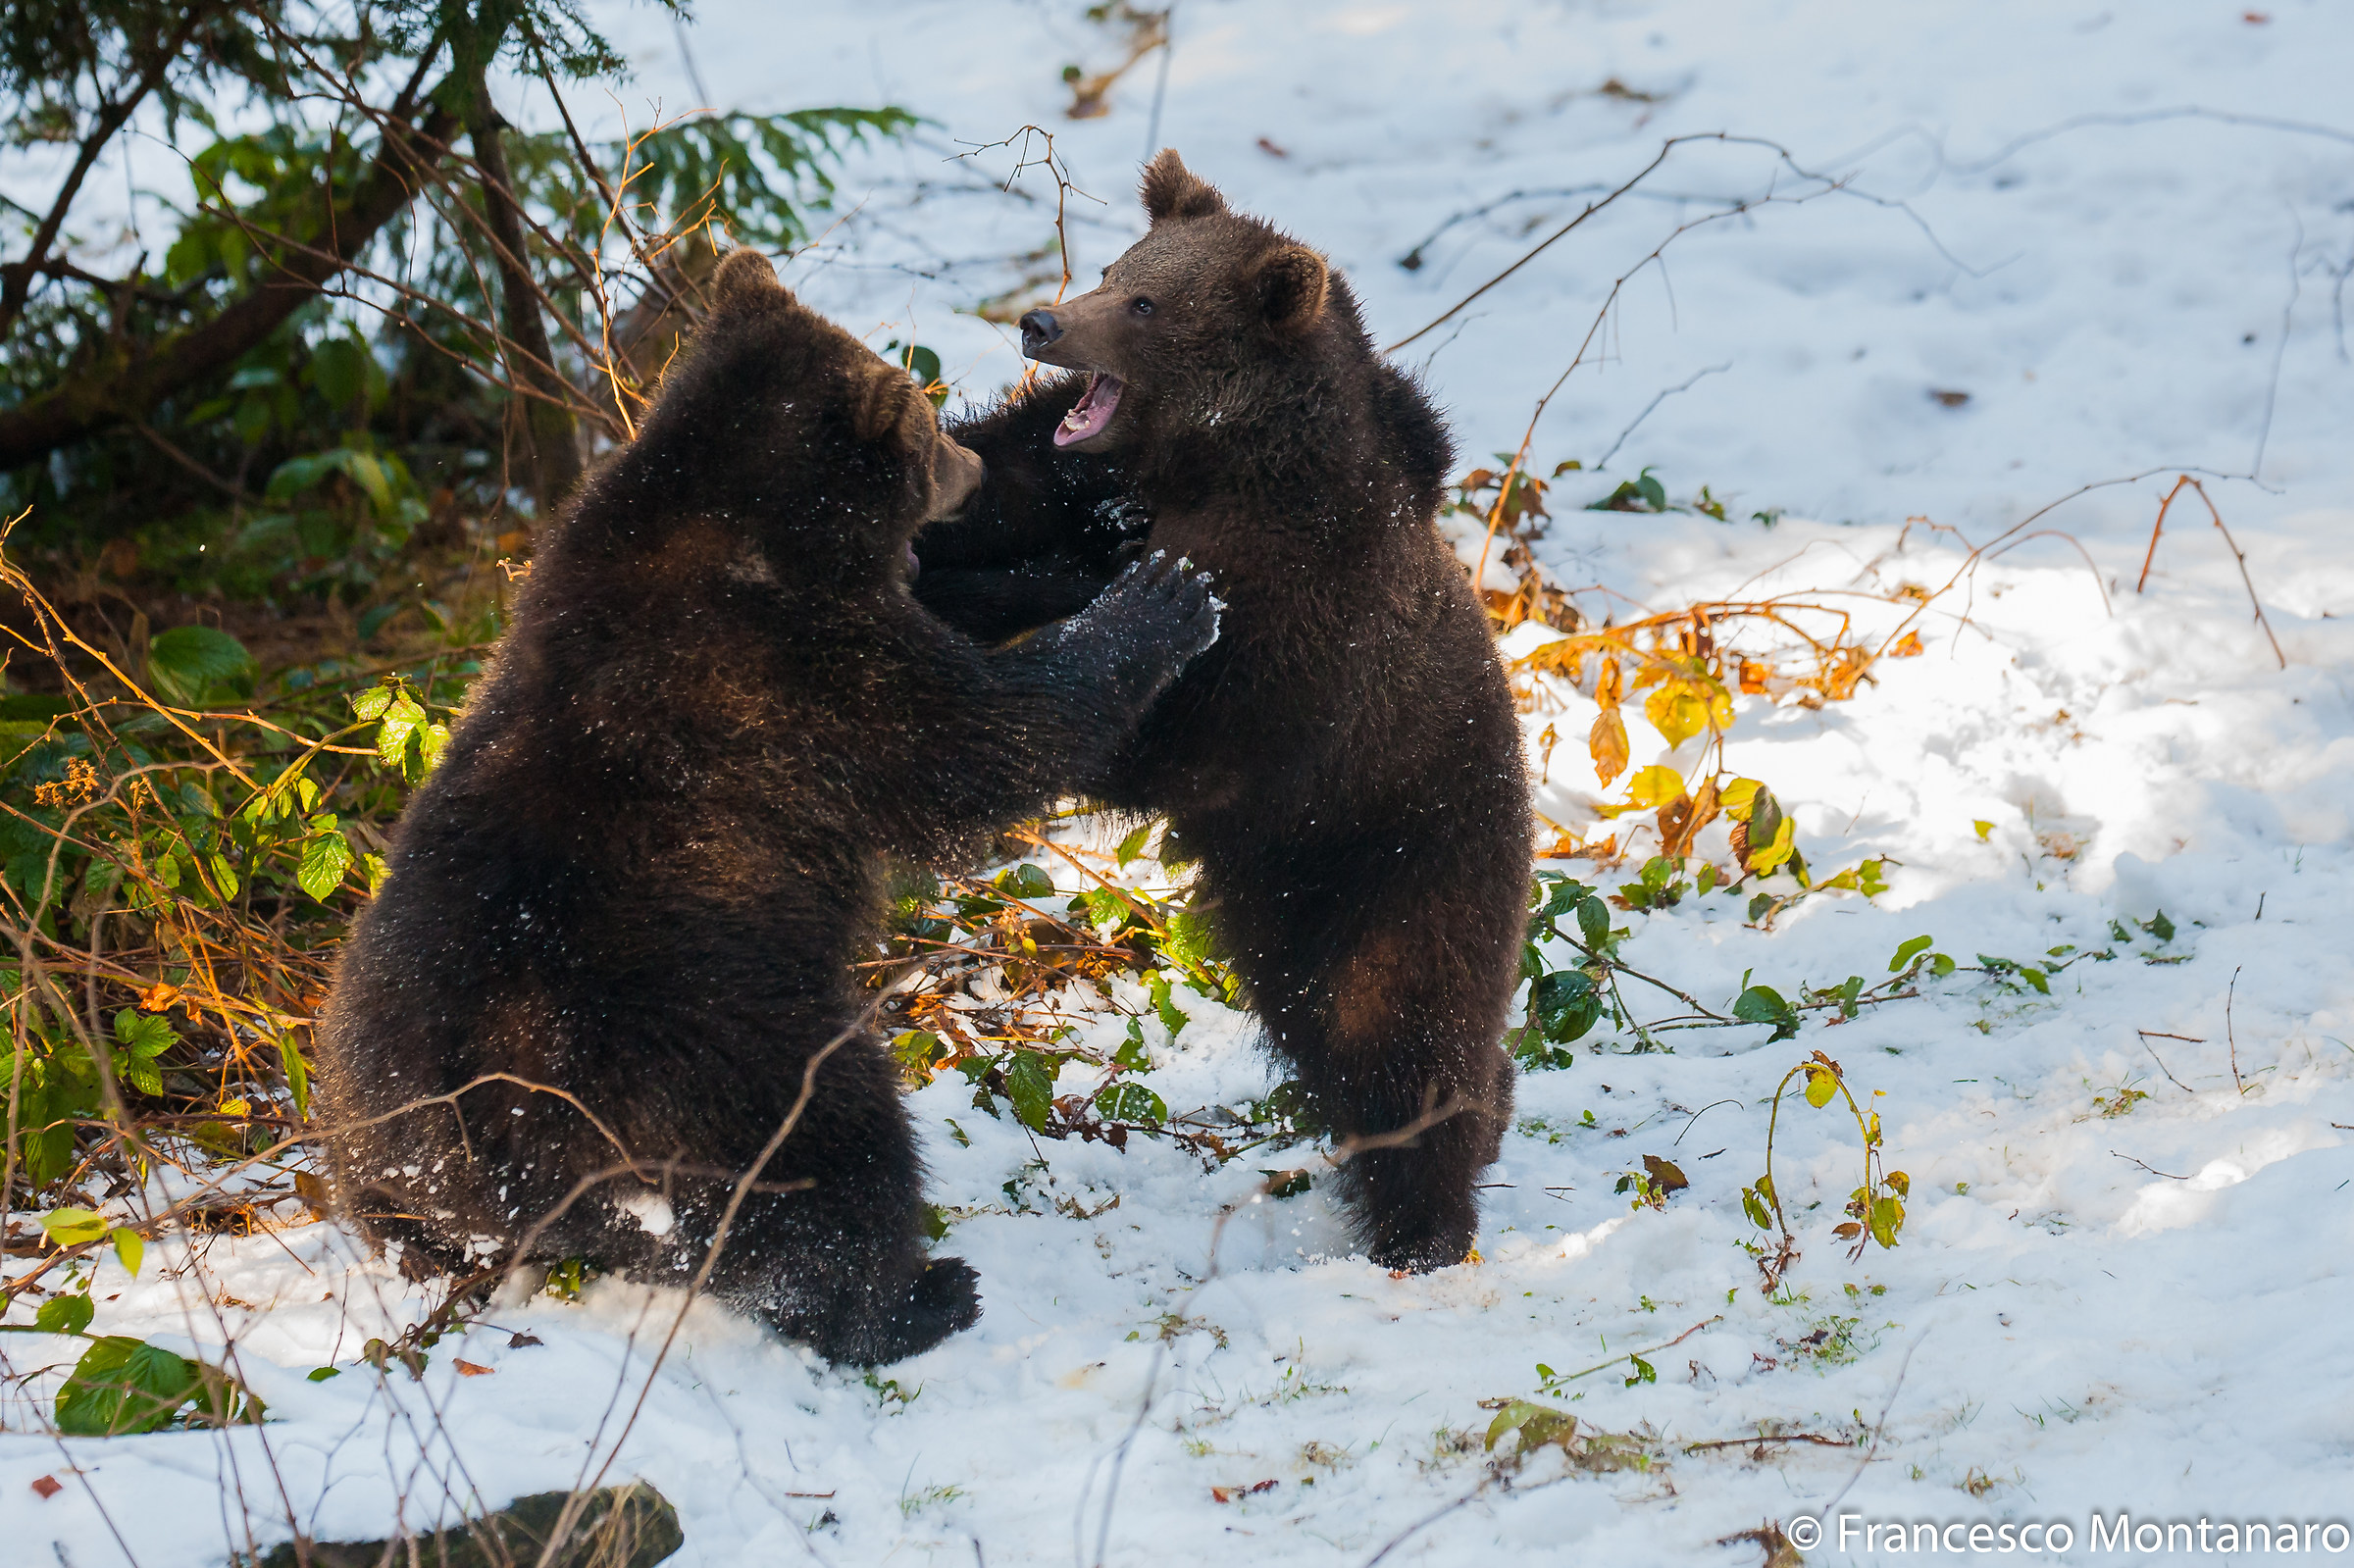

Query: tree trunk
left=464, top=72, right=584, bottom=520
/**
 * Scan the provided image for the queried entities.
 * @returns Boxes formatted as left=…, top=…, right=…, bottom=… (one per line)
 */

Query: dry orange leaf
left=452, top=1359, right=495, bottom=1377
left=137, top=982, right=180, bottom=1013
left=1737, top=658, right=1770, bottom=694
left=1589, top=708, right=1630, bottom=787
left=1594, top=655, right=1623, bottom=711
left=1888, top=631, right=1924, bottom=657
left=30, top=1475, right=63, bottom=1499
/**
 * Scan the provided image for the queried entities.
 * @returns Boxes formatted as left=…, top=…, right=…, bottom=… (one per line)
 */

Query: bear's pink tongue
left=1053, top=373, right=1124, bottom=448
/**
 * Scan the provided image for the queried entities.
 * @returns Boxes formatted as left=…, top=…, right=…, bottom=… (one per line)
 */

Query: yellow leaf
left=1747, top=815, right=1796, bottom=874
left=1644, top=685, right=1711, bottom=748
left=1803, top=1065, right=1838, bottom=1108
left=1589, top=709, right=1630, bottom=787
left=1624, top=766, right=1685, bottom=810
left=1594, top=657, right=1623, bottom=711
left=1718, top=778, right=1763, bottom=818
left=110, top=1227, right=143, bottom=1278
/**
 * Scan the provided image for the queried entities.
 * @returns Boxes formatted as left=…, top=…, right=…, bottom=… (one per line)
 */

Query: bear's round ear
left=851, top=360, right=916, bottom=444
left=710, top=248, right=794, bottom=312
left=1253, top=244, right=1329, bottom=336
left=1141, top=149, right=1228, bottom=225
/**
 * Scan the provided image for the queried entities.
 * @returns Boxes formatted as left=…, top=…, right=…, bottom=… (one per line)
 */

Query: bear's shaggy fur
left=914, top=152, right=1532, bottom=1272
left=316, top=251, right=1218, bottom=1364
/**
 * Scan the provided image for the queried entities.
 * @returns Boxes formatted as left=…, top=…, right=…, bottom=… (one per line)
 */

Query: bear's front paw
left=1101, top=549, right=1221, bottom=664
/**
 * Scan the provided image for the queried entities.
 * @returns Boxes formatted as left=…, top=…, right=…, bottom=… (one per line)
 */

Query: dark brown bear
left=915, top=152, right=1531, bottom=1272
left=315, top=250, right=1219, bottom=1364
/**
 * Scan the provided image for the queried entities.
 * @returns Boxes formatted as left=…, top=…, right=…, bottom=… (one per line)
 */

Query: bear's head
left=1016, top=150, right=1345, bottom=457
left=622, top=250, right=983, bottom=565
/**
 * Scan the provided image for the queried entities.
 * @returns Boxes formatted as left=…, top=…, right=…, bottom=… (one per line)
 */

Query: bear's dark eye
left=1130, top=297, right=1154, bottom=317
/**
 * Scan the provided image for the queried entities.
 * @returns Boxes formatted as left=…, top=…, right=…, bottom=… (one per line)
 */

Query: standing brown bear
left=914, top=152, right=1531, bottom=1272
left=316, top=250, right=1219, bottom=1364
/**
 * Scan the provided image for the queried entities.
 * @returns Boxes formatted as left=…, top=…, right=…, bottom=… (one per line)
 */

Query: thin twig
left=1817, top=1328, right=1925, bottom=1519
left=2135, top=1032, right=2197, bottom=1094
left=2226, top=966, right=2248, bottom=1095
left=1594, top=362, right=1731, bottom=471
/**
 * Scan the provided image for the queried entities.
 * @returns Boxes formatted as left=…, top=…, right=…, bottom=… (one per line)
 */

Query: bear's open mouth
left=1053, top=372, right=1125, bottom=448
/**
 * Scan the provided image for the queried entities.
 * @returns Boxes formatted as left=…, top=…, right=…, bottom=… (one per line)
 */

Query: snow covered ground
left=7, top=2, right=2353, bottom=1563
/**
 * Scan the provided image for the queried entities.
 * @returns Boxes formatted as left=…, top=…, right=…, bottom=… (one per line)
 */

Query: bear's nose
left=1018, top=309, right=1062, bottom=357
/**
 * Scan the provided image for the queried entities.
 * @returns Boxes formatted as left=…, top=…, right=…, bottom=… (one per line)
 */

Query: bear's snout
left=1018, top=309, right=1063, bottom=356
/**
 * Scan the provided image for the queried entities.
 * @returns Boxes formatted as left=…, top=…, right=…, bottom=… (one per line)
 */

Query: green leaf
left=1741, top=1186, right=1773, bottom=1231
left=1835, top=975, right=1866, bottom=1019
left=1732, top=986, right=1790, bottom=1025
left=1150, top=973, right=1190, bottom=1038
left=55, top=1337, right=201, bottom=1435
left=1003, top=1051, right=1057, bottom=1132
left=110, top=1228, right=143, bottom=1279
left=1112, top=1018, right=1151, bottom=1070
left=110, top=1008, right=178, bottom=1097
left=1623, top=1351, right=1657, bottom=1387
left=263, top=451, right=338, bottom=500
left=1484, top=1398, right=1575, bottom=1452
left=272, top=1033, right=311, bottom=1117
left=996, top=863, right=1056, bottom=901
left=306, top=1366, right=341, bottom=1382
left=1260, top=1168, right=1310, bottom=1199
left=34, top=1292, right=94, bottom=1337
left=296, top=825, right=354, bottom=902
left=1113, top=823, right=1152, bottom=867
left=145, top=627, right=255, bottom=706
left=343, top=451, right=393, bottom=515
left=2144, top=910, right=2175, bottom=942
left=304, top=337, right=369, bottom=410
left=1868, top=1195, right=1906, bottom=1249
left=40, top=1208, right=108, bottom=1247
left=376, top=691, right=425, bottom=768
left=1888, top=935, right=1934, bottom=973
left=1531, top=969, right=1603, bottom=1044
left=1095, top=1082, right=1167, bottom=1126
left=1574, top=896, right=1610, bottom=950
left=2020, top=967, right=2051, bottom=995
left=351, top=683, right=395, bottom=721
left=1929, top=953, right=1957, bottom=979
left=890, top=1030, right=945, bottom=1079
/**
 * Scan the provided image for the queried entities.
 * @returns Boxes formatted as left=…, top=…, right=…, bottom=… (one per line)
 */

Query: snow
left=8, top=2, right=2354, bottom=1563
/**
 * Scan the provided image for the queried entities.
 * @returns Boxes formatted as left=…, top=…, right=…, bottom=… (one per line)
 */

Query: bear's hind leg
left=1261, top=921, right=1516, bottom=1274
left=688, top=1045, right=981, bottom=1365
left=701, top=1187, right=980, bottom=1365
